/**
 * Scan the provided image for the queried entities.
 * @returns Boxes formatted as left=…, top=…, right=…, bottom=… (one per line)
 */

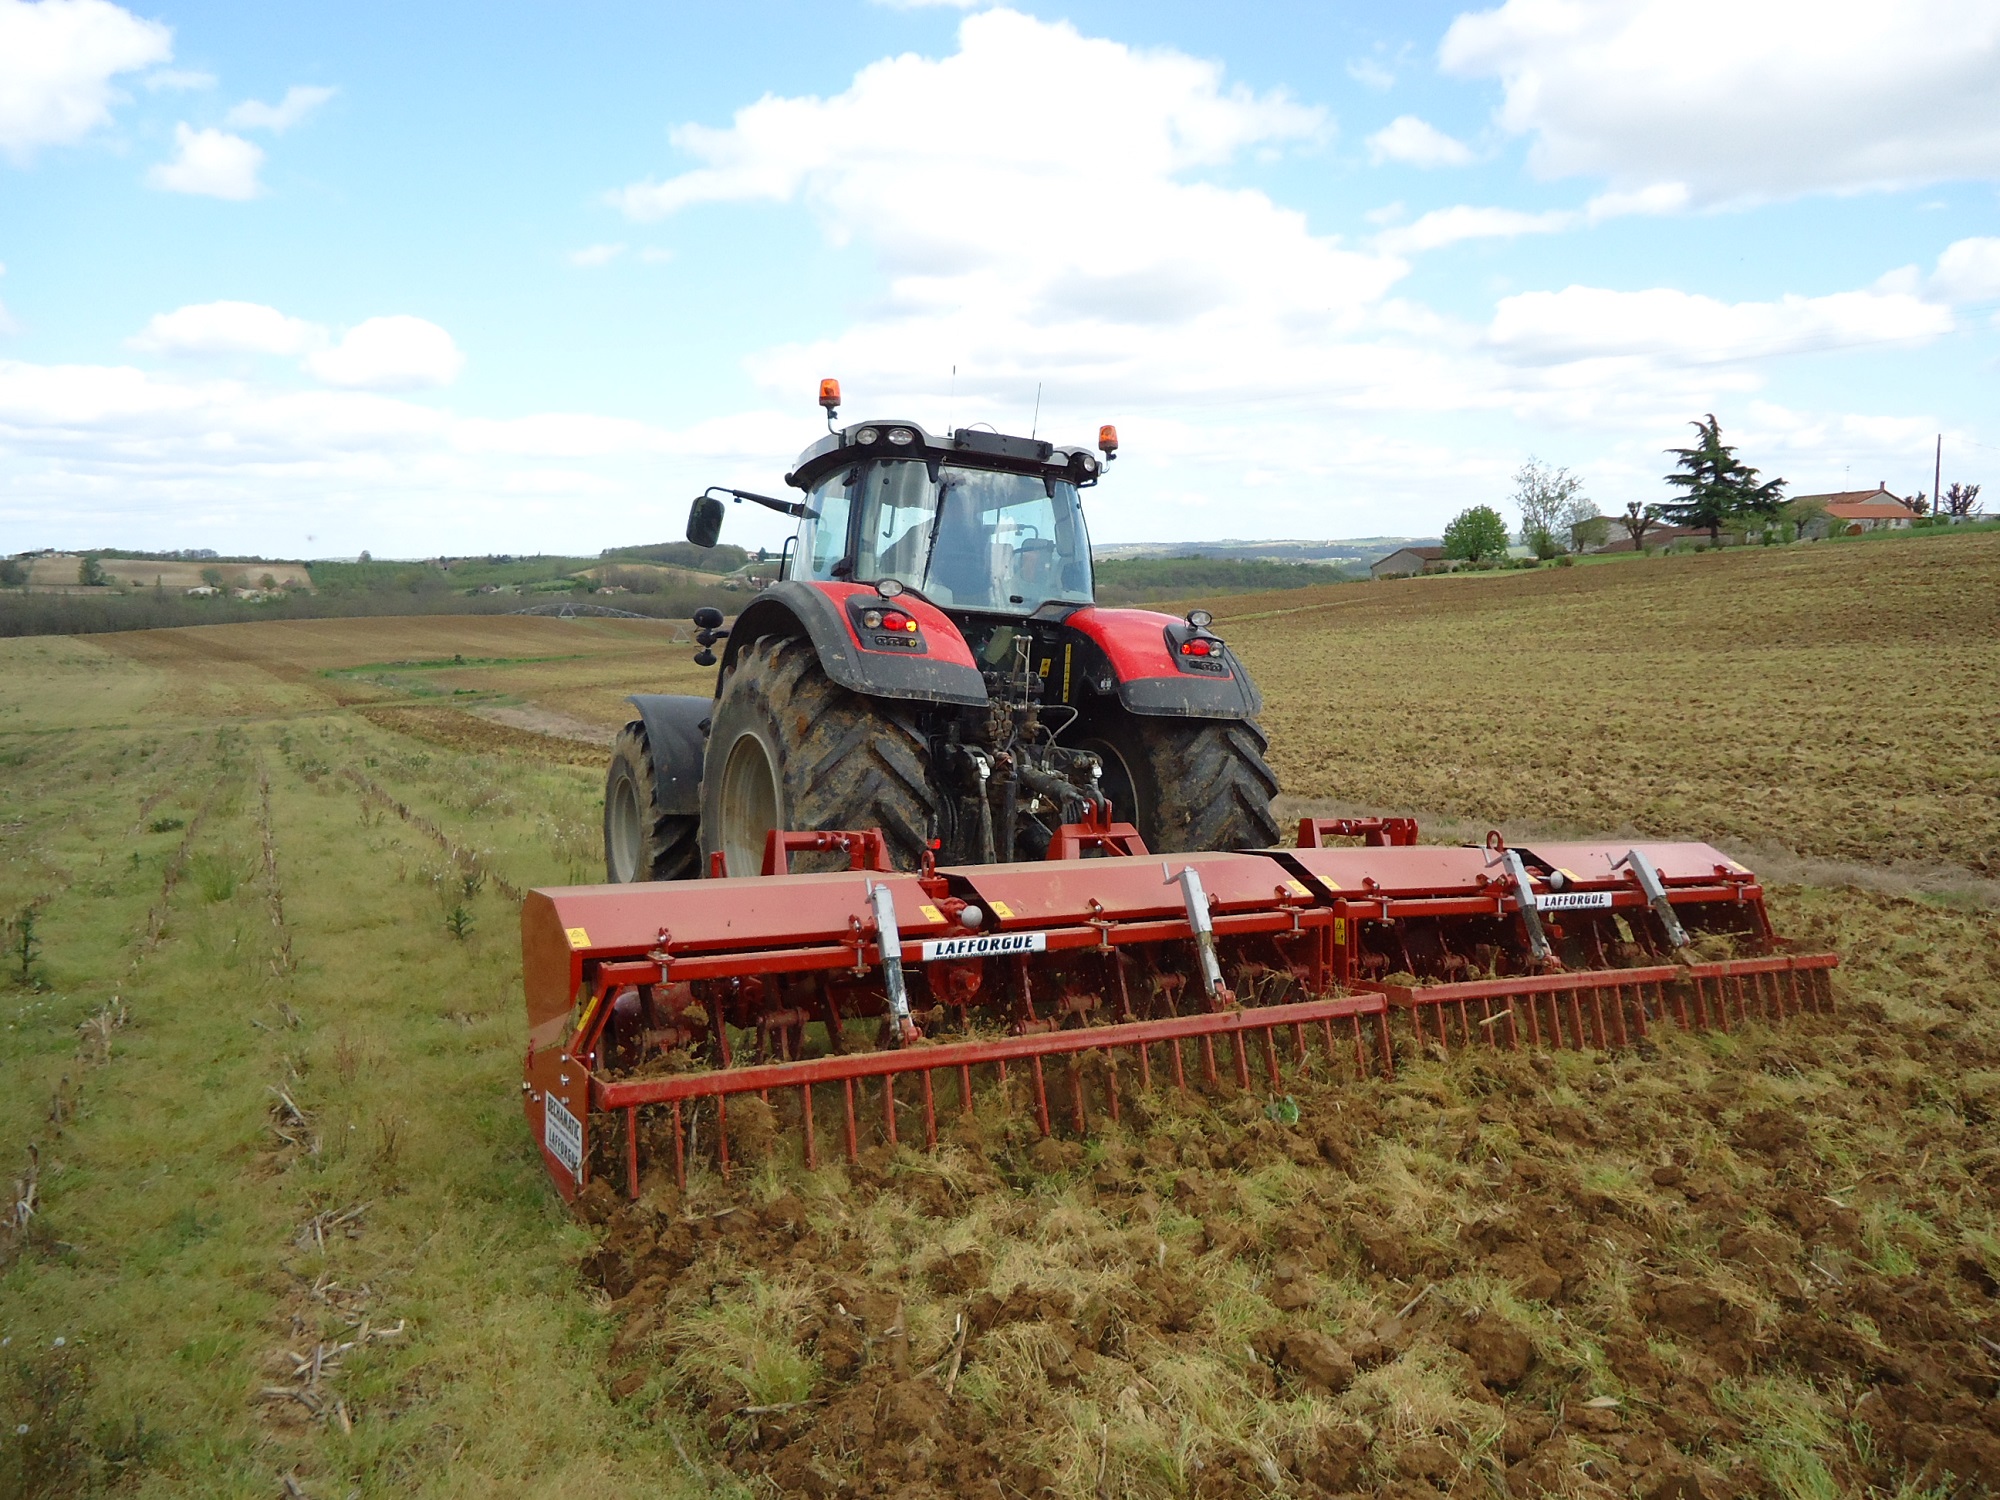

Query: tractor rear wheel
left=1076, top=717, right=1281, bottom=853
left=702, top=634, right=938, bottom=875
left=604, top=722, right=701, bottom=882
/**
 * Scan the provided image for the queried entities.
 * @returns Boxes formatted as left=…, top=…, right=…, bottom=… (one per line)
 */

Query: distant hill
left=1092, top=537, right=1439, bottom=566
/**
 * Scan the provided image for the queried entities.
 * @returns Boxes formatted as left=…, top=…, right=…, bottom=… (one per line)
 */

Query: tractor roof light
left=886, top=426, right=916, bottom=445
left=877, top=579, right=905, bottom=598
left=819, top=378, right=842, bottom=411
left=1186, top=609, right=1212, bottom=629
left=1098, top=424, right=1119, bottom=459
left=855, top=426, right=880, bottom=445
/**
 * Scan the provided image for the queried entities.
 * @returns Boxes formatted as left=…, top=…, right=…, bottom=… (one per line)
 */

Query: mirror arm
left=707, top=485, right=809, bottom=519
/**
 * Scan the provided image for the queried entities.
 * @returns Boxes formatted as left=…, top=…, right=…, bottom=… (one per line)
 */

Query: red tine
left=672, top=1099, right=685, bottom=1189
left=626, top=1106, right=640, bottom=1200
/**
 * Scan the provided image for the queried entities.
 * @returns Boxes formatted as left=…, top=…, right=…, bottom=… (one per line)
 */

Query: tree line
left=1438, top=414, right=1985, bottom=566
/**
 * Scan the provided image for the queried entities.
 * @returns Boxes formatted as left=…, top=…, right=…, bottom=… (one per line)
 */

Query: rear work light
left=881, top=611, right=915, bottom=632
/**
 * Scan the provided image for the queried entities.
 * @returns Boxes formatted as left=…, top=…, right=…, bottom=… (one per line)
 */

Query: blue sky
left=2, top=0, right=1997, bottom=559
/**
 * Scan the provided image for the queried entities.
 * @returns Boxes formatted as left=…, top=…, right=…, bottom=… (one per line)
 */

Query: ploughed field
left=1, top=532, right=1996, bottom=1499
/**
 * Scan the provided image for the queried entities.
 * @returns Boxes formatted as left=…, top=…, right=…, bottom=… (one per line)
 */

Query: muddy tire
left=1075, top=716, right=1281, bottom=853
left=604, top=722, right=701, bottom=882
left=702, top=634, right=938, bottom=875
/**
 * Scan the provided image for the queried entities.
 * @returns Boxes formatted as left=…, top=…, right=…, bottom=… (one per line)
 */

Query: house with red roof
left=1795, top=484, right=1919, bottom=538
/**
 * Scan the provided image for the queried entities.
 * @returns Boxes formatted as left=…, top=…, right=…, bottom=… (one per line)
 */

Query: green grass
left=0, top=703, right=701, bottom=1496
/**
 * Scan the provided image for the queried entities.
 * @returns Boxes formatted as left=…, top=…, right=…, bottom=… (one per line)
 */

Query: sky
left=2, top=0, right=1997, bottom=560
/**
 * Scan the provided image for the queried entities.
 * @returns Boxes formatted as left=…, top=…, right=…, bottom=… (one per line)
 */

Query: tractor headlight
left=862, top=609, right=883, bottom=628
left=1186, top=609, right=1213, bottom=629
left=886, top=427, right=916, bottom=445
left=854, top=426, right=880, bottom=445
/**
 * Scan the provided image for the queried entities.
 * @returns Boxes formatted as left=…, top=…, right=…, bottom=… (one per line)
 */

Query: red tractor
left=603, top=384, right=1280, bottom=881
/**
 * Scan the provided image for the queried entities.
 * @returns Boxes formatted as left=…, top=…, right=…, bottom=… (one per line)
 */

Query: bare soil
left=579, top=888, right=2000, bottom=1499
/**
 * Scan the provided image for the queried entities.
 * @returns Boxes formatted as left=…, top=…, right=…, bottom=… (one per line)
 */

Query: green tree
left=199, top=565, right=225, bottom=588
left=1442, top=505, right=1509, bottom=563
left=1511, top=459, right=1590, bottom=559
left=1780, top=495, right=1827, bottom=542
left=1618, top=501, right=1660, bottom=551
left=78, top=555, right=107, bottom=587
left=1570, top=514, right=1612, bottom=551
left=0, top=557, right=24, bottom=587
left=1660, top=414, right=1786, bottom=544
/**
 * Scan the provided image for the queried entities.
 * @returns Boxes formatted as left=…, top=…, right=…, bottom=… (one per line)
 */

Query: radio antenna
left=1030, top=381, right=1042, bottom=440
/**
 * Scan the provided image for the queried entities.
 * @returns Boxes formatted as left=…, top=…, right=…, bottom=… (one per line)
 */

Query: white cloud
left=305, top=316, right=464, bottom=390
left=871, top=0, right=984, bottom=7
left=143, top=67, right=213, bottom=92
left=129, top=300, right=320, bottom=357
left=225, top=84, right=335, bottom=133
left=1487, top=285, right=1954, bottom=365
left=1366, top=115, right=1474, bottom=168
left=569, top=242, right=626, bottom=268
left=607, top=8, right=1406, bottom=415
left=1441, top=0, right=2000, bottom=201
left=1376, top=180, right=1688, bottom=253
left=147, top=122, right=262, bottom=198
left=1377, top=203, right=1570, bottom=253
left=614, top=9, right=1329, bottom=220
left=639, top=246, right=674, bottom=264
left=0, top=0, right=171, bottom=162
left=1931, top=237, right=2000, bottom=302
left=1346, top=57, right=1395, bottom=91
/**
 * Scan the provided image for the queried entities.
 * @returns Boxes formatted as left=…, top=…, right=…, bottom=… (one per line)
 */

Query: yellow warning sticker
left=1558, top=867, right=1581, bottom=883
left=989, top=899, right=1016, bottom=920
left=1286, top=879, right=1310, bottom=897
left=1322, top=878, right=1341, bottom=891
left=919, top=905, right=944, bottom=924
left=565, top=927, right=590, bottom=949
left=1332, top=918, right=1347, bottom=945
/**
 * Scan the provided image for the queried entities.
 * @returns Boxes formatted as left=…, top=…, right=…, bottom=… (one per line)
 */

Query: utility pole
left=1934, top=434, right=1943, bottom=522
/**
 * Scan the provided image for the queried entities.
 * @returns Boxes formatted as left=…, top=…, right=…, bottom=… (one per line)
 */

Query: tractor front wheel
left=604, top=722, right=701, bottom=882
left=1076, top=716, right=1281, bottom=853
left=702, top=634, right=938, bottom=875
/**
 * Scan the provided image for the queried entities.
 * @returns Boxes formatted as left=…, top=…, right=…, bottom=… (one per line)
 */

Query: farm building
left=1370, top=545, right=1445, bottom=578
left=1794, top=484, right=1919, bottom=538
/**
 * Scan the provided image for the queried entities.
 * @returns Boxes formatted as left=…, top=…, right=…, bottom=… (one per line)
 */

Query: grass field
left=1, top=532, right=1996, bottom=1499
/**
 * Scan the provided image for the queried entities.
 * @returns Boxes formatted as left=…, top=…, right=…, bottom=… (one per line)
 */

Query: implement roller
left=521, top=815, right=1837, bottom=1200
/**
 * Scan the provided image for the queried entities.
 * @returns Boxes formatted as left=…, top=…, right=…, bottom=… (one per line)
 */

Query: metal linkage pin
left=1618, top=849, right=1690, bottom=950
left=867, top=881, right=920, bottom=1043
left=1497, top=848, right=1555, bottom=965
left=1165, top=863, right=1230, bottom=1005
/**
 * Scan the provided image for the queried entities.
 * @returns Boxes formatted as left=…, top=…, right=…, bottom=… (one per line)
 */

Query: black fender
left=719, top=580, right=988, bottom=708
left=625, top=693, right=709, bottom=816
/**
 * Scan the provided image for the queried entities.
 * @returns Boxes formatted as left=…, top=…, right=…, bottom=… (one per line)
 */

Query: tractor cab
left=687, top=408, right=1115, bottom=620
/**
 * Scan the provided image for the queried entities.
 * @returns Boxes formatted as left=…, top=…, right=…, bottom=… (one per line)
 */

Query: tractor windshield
left=804, top=460, right=1093, bottom=613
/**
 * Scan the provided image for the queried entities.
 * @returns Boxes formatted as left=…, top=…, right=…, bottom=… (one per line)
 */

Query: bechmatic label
left=920, top=931, right=1050, bottom=962
left=543, top=1092, right=584, bottom=1178
left=1535, top=891, right=1615, bottom=910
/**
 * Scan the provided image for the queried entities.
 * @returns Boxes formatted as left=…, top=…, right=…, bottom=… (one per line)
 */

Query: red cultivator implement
left=521, top=818, right=1837, bottom=1201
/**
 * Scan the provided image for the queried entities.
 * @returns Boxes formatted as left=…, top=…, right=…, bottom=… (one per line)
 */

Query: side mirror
left=687, top=494, right=725, bottom=549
